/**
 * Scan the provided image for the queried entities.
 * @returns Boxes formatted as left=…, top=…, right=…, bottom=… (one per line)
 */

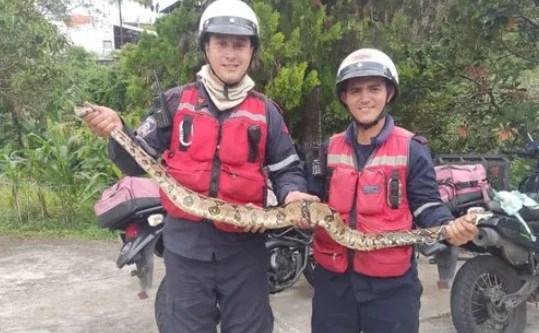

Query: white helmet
left=336, top=48, right=399, bottom=103
left=198, top=0, right=259, bottom=50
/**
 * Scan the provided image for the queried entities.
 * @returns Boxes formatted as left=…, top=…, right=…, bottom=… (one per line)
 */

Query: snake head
left=74, top=102, right=97, bottom=118
left=473, top=212, right=494, bottom=225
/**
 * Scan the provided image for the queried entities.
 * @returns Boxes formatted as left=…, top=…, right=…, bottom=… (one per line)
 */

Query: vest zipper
left=348, top=146, right=370, bottom=267
left=348, top=177, right=359, bottom=266
left=209, top=124, right=222, bottom=197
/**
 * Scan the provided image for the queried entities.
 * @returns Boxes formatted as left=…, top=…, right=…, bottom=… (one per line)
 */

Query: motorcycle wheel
left=450, top=255, right=526, bottom=333
left=155, top=277, right=167, bottom=333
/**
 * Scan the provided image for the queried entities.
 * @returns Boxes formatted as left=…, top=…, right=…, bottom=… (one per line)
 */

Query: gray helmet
left=336, top=48, right=399, bottom=103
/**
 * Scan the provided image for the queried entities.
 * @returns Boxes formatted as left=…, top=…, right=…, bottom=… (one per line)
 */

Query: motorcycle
left=450, top=210, right=539, bottom=333
left=266, top=226, right=315, bottom=293
left=264, top=185, right=316, bottom=293
left=433, top=140, right=539, bottom=333
left=114, top=204, right=165, bottom=300
left=94, top=177, right=166, bottom=299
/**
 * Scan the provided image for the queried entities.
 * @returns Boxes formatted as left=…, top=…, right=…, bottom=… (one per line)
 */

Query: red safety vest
left=160, top=84, right=268, bottom=233
left=313, top=126, right=414, bottom=277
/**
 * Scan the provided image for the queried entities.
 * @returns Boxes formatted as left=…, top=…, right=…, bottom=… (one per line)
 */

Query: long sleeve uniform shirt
left=308, top=115, right=455, bottom=301
left=108, top=83, right=307, bottom=261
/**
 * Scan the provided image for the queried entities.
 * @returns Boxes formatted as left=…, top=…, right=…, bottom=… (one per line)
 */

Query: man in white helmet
left=307, top=48, right=479, bottom=333
left=80, top=0, right=318, bottom=332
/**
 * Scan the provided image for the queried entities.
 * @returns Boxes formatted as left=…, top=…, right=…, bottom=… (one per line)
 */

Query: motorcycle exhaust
left=473, top=228, right=500, bottom=247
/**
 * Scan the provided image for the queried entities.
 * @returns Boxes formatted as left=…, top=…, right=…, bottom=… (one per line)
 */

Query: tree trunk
left=9, top=101, right=24, bottom=149
left=299, top=87, right=323, bottom=174
left=301, top=87, right=322, bottom=146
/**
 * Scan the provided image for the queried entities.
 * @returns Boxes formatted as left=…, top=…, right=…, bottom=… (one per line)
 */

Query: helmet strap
left=354, top=109, right=386, bottom=130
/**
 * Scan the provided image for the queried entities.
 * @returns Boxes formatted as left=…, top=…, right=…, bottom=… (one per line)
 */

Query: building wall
left=56, top=0, right=165, bottom=58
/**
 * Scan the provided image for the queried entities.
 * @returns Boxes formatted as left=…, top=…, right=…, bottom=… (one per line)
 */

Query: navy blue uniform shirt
left=308, top=115, right=454, bottom=300
left=108, top=82, right=307, bottom=261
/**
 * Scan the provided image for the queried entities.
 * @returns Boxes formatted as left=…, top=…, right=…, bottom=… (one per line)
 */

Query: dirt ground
left=1, top=236, right=539, bottom=333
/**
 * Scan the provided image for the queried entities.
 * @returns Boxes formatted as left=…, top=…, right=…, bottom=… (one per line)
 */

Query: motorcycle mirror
left=148, top=214, right=165, bottom=227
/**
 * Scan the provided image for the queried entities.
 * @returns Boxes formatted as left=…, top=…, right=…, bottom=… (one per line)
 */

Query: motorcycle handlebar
left=502, top=141, right=539, bottom=159
left=419, top=242, right=449, bottom=257
left=500, top=150, right=530, bottom=158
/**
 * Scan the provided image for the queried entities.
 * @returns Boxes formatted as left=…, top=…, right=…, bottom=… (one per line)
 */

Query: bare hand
left=82, top=105, right=122, bottom=138
left=445, top=214, right=479, bottom=246
left=284, top=191, right=321, bottom=229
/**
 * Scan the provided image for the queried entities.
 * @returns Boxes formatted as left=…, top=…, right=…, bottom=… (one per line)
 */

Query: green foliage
left=2, top=0, right=539, bottom=237
left=0, top=120, right=119, bottom=231
left=119, top=0, right=202, bottom=108
left=0, top=0, right=133, bottom=148
left=0, top=0, right=70, bottom=146
left=253, top=0, right=343, bottom=139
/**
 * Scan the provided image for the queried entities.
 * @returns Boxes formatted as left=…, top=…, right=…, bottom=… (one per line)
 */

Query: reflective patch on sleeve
left=136, top=116, right=157, bottom=138
left=267, top=154, right=300, bottom=172
left=413, top=202, right=442, bottom=217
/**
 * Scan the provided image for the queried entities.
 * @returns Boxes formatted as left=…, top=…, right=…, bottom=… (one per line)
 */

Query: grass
left=0, top=215, right=118, bottom=240
left=0, top=180, right=119, bottom=240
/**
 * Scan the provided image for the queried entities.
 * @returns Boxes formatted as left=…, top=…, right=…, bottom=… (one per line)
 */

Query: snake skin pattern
left=75, top=102, right=447, bottom=251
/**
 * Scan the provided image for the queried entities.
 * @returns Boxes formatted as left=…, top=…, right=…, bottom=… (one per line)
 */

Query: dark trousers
left=311, top=266, right=422, bottom=333
left=163, top=249, right=273, bottom=333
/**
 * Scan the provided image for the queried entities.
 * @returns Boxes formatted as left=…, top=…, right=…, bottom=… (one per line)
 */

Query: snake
left=75, top=102, right=455, bottom=251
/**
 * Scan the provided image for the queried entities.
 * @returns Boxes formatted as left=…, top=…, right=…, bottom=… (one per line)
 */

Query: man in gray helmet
left=80, top=0, right=318, bottom=332
left=307, top=48, right=479, bottom=333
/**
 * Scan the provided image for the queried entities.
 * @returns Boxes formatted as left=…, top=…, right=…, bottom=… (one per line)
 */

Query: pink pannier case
left=94, top=176, right=161, bottom=228
left=435, top=164, right=491, bottom=214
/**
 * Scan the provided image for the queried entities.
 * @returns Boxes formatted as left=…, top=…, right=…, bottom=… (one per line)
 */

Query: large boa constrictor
left=76, top=102, right=449, bottom=251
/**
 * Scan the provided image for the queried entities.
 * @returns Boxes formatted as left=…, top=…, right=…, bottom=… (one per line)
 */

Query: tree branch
left=486, top=89, right=502, bottom=114
left=499, top=40, right=539, bottom=63
left=517, top=14, right=539, bottom=30
left=457, top=73, right=483, bottom=88
left=0, top=62, right=20, bottom=74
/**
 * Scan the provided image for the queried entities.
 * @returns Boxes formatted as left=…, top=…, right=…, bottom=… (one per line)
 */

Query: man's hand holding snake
left=444, top=214, right=479, bottom=246
left=80, top=104, right=122, bottom=138
left=285, top=191, right=320, bottom=229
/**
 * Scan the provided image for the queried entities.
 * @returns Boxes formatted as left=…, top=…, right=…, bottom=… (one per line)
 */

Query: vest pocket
left=218, top=166, right=265, bottom=205
left=165, top=163, right=212, bottom=194
left=219, top=120, right=250, bottom=166
left=357, top=168, right=386, bottom=215
left=313, top=234, right=348, bottom=273
left=354, top=247, right=413, bottom=277
left=328, top=167, right=357, bottom=214
left=188, top=115, right=219, bottom=162
left=159, top=164, right=212, bottom=220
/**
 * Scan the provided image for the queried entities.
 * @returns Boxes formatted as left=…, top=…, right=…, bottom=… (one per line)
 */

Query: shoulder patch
left=136, top=116, right=157, bottom=138
left=412, top=135, right=428, bottom=144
